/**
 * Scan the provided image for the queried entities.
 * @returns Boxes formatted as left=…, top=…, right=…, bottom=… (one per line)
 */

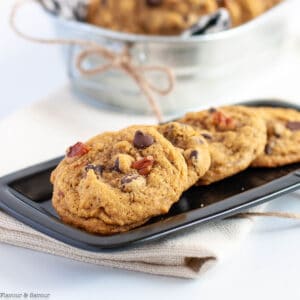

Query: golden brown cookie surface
left=53, top=195, right=149, bottom=235
left=178, top=106, right=267, bottom=185
left=51, top=125, right=188, bottom=234
left=251, top=107, right=300, bottom=167
left=87, top=0, right=218, bottom=35
left=87, top=0, right=282, bottom=35
left=220, top=0, right=282, bottom=26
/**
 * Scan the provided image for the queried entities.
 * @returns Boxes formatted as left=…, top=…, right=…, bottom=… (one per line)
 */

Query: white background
left=1, top=1, right=300, bottom=299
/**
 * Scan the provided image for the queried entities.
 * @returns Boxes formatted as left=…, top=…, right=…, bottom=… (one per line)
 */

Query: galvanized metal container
left=52, top=0, right=294, bottom=115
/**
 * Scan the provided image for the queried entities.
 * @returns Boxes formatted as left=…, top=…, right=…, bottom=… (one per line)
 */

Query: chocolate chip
left=265, top=144, right=273, bottom=155
left=111, top=158, right=121, bottom=172
left=201, top=133, right=212, bottom=140
left=95, top=165, right=105, bottom=174
left=146, top=0, right=162, bottom=7
left=286, top=121, right=300, bottom=131
left=131, top=156, right=154, bottom=176
left=85, top=164, right=104, bottom=175
left=190, top=150, right=198, bottom=160
left=274, top=133, right=281, bottom=138
left=209, top=107, right=217, bottom=113
left=133, top=130, right=154, bottom=149
left=85, top=164, right=94, bottom=171
left=121, top=174, right=139, bottom=185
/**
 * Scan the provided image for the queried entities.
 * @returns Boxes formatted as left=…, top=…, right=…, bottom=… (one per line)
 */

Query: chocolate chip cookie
left=251, top=107, right=300, bottom=167
left=51, top=125, right=188, bottom=234
left=221, top=0, right=282, bottom=26
left=158, top=122, right=211, bottom=188
left=87, top=0, right=282, bottom=35
left=87, top=0, right=218, bottom=35
left=178, top=106, right=267, bottom=185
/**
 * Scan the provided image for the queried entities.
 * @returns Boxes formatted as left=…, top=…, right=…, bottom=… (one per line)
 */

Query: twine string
left=235, top=211, right=300, bottom=220
left=10, top=0, right=176, bottom=122
left=9, top=0, right=300, bottom=223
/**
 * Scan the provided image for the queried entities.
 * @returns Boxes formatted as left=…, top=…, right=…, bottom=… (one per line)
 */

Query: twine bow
left=75, top=46, right=174, bottom=122
left=10, top=0, right=175, bottom=122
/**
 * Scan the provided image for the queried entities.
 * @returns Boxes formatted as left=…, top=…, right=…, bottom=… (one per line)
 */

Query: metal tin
left=52, top=1, right=294, bottom=115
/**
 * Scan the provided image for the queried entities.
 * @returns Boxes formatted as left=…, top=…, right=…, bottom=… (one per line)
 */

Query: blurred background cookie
left=251, top=107, right=300, bottom=167
left=85, top=0, right=282, bottom=34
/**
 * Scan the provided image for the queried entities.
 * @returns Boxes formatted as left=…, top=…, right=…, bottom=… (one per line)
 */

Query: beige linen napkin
left=0, top=86, right=261, bottom=278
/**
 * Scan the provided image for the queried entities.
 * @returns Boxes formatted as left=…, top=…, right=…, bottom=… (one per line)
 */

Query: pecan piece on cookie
left=67, top=142, right=89, bottom=158
left=131, top=156, right=154, bottom=175
left=286, top=121, right=300, bottom=131
left=211, top=111, right=237, bottom=131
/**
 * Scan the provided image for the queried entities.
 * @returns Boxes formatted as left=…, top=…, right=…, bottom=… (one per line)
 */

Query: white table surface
left=1, top=1, right=300, bottom=299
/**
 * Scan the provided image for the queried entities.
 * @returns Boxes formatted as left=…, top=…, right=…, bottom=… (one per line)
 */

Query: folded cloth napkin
left=0, top=85, right=262, bottom=278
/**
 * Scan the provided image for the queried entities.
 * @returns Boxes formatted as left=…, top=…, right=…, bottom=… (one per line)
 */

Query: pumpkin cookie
left=219, top=0, right=282, bottom=26
left=158, top=122, right=211, bottom=188
left=178, top=106, right=267, bottom=185
left=251, top=107, right=300, bottom=167
left=87, top=0, right=282, bottom=34
left=53, top=195, right=149, bottom=235
left=87, top=0, right=218, bottom=35
left=51, top=125, right=188, bottom=235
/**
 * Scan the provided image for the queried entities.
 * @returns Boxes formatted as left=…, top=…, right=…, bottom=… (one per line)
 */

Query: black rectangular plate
left=0, top=100, right=300, bottom=251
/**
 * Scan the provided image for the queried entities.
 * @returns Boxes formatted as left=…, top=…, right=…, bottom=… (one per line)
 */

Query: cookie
left=220, top=0, right=282, bottom=26
left=251, top=107, right=300, bottom=167
left=178, top=106, right=267, bottom=185
left=53, top=195, right=149, bottom=235
left=138, top=0, right=218, bottom=35
left=87, top=0, right=218, bottom=35
left=219, top=0, right=243, bottom=26
left=51, top=125, right=188, bottom=234
left=158, top=122, right=211, bottom=188
left=87, top=0, right=282, bottom=35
